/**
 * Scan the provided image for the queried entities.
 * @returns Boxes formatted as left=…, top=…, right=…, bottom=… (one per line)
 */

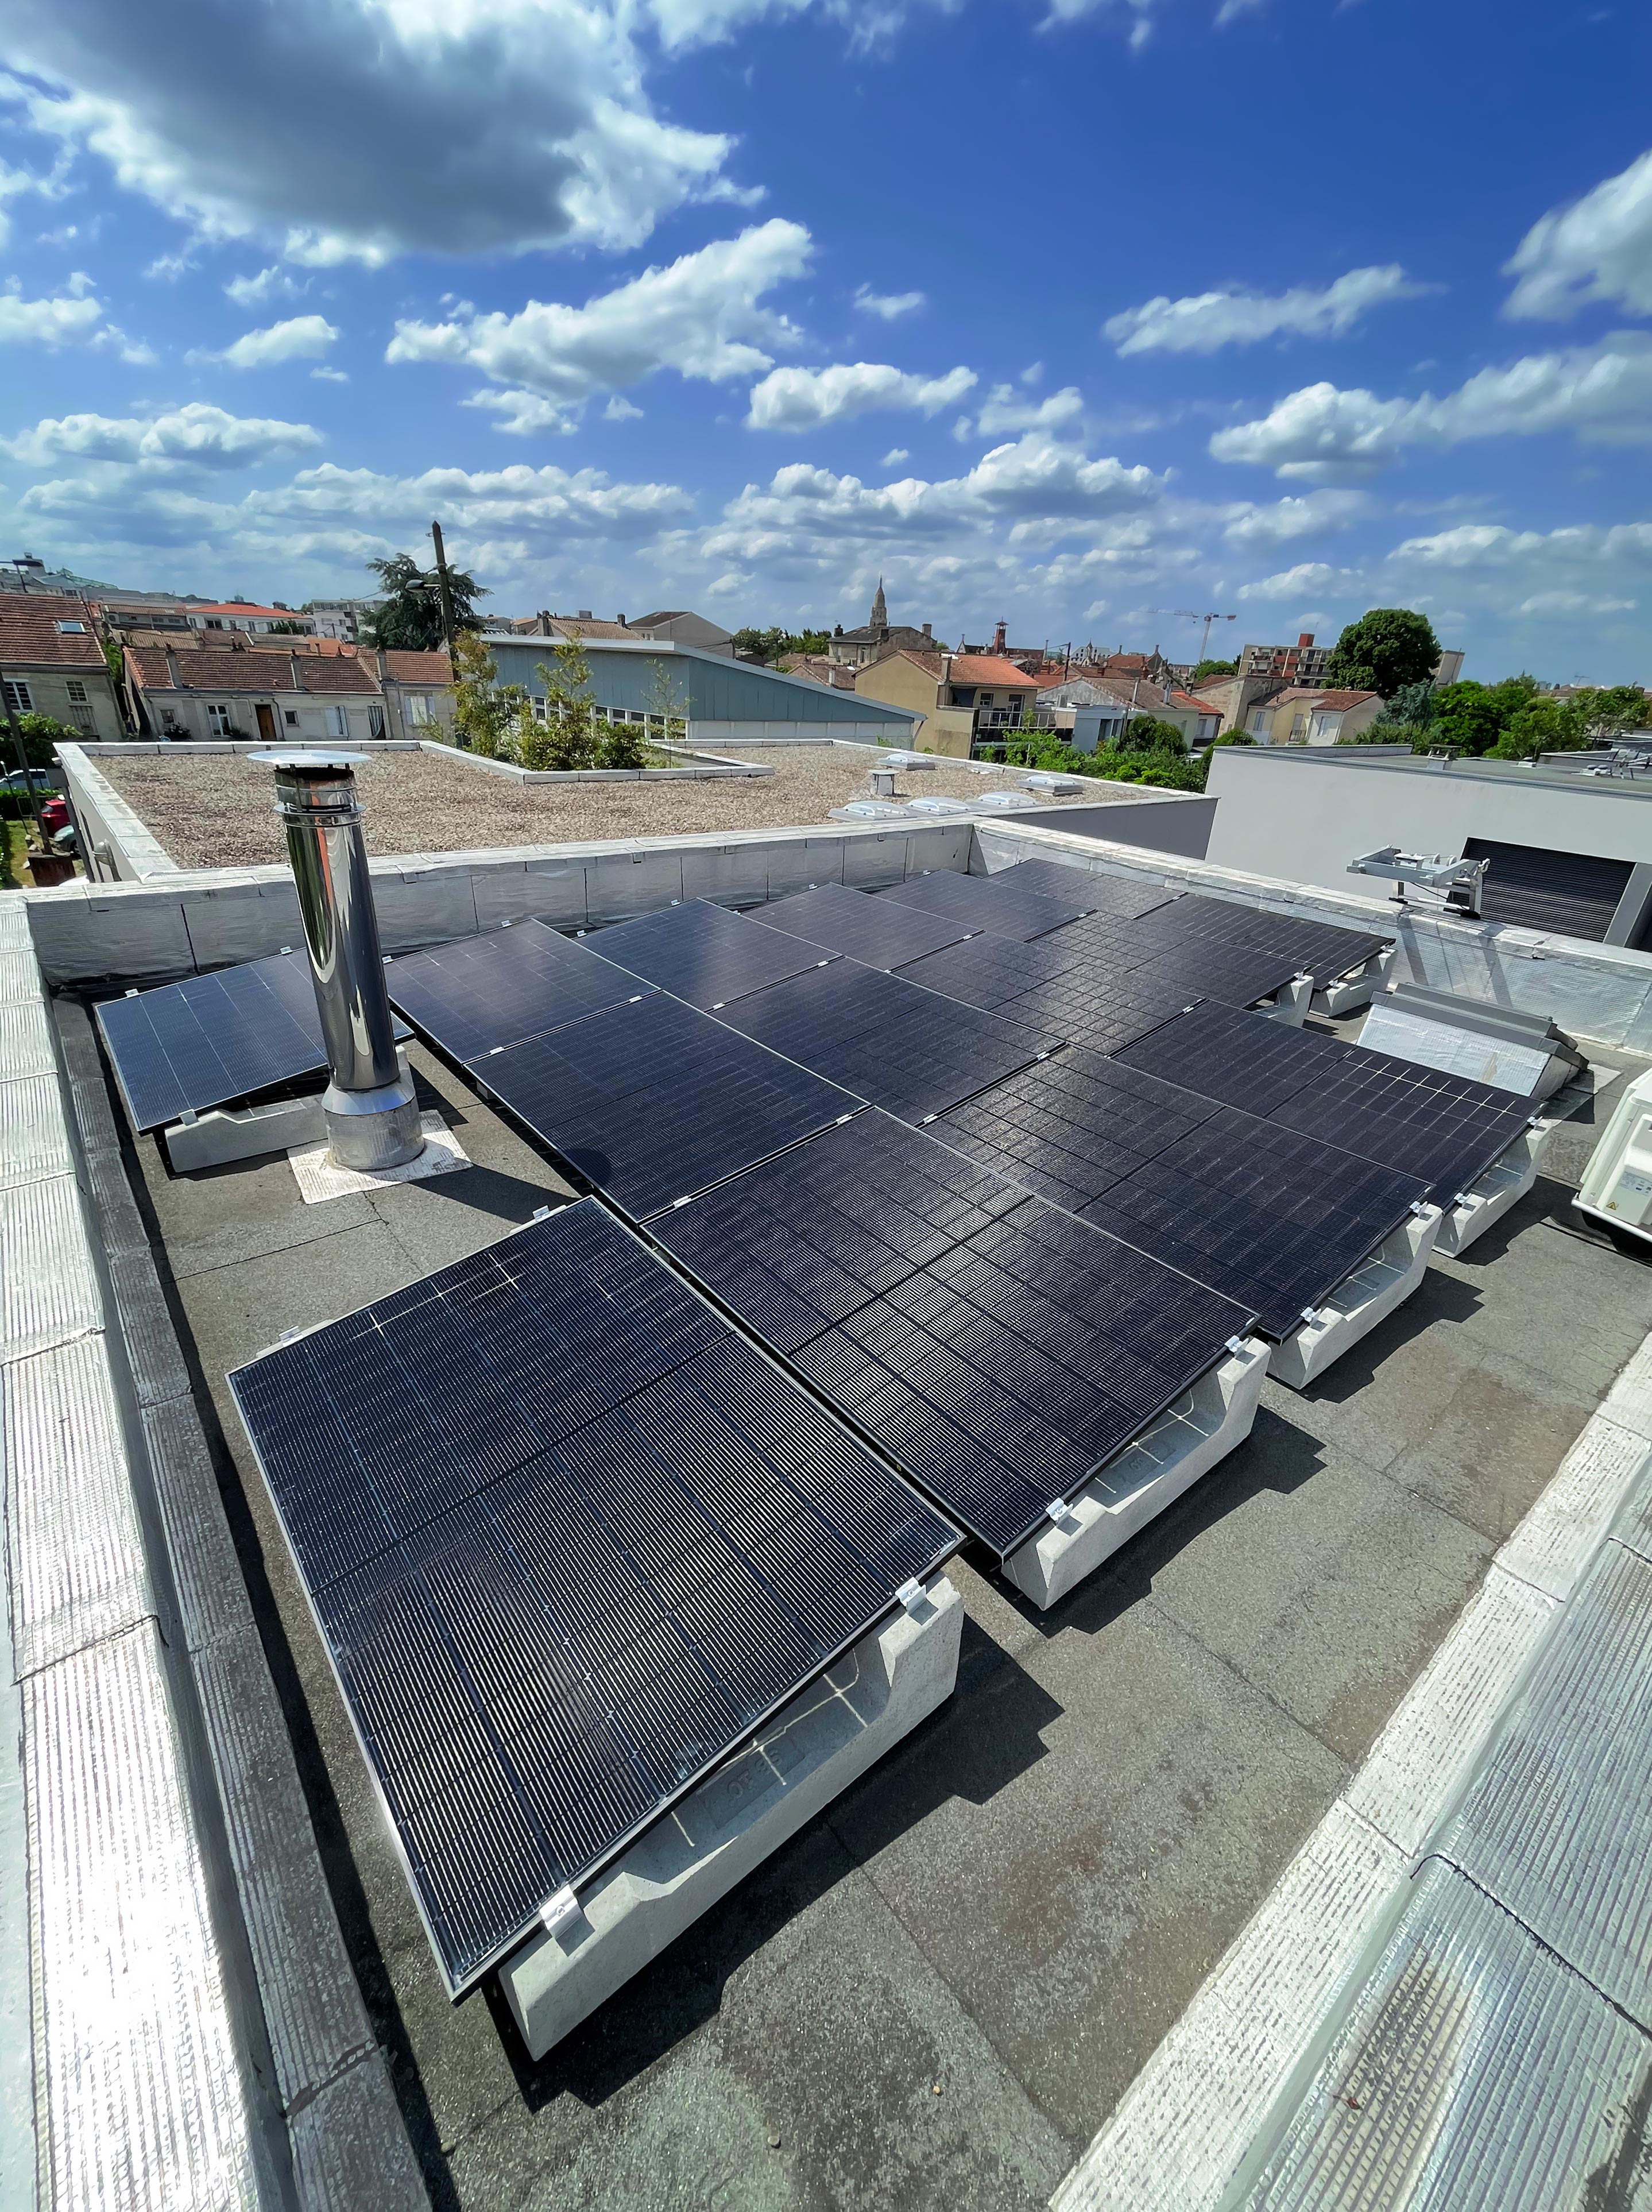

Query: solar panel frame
left=879, top=867, right=1092, bottom=942
left=585, top=899, right=841, bottom=1010
left=712, top=958, right=1062, bottom=1125
left=653, top=1111, right=1252, bottom=1556
left=750, top=881, right=979, bottom=969
left=470, top=989, right=865, bottom=1220
left=228, top=1197, right=958, bottom=1997
left=385, top=919, right=653, bottom=1064
left=96, top=950, right=411, bottom=1133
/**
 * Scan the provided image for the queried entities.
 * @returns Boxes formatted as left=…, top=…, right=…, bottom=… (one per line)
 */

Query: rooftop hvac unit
left=1575, top=1067, right=1652, bottom=1246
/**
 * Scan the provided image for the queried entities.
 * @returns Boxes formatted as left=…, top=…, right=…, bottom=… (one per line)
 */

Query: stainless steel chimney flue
left=254, top=749, right=423, bottom=1170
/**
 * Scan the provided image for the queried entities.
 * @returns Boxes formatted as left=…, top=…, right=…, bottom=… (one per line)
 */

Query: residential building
left=776, top=652, right=856, bottom=690
left=827, top=582, right=941, bottom=670
left=303, top=599, right=382, bottom=641
left=853, top=648, right=1040, bottom=755
left=1245, top=686, right=1383, bottom=745
left=482, top=633, right=917, bottom=745
left=1434, top=649, right=1466, bottom=686
left=481, top=610, right=641, bottom=643
left=0, top=592, right=126, bottom=739
left=626, top=609, right=736, bottom=657
left=1190, top=670, right=1286, bottom=734
left=122, top=638, right=454, bottom=744
left=1035, top=672, right=1219, bottom=752
left=1240, top=632, right=1332, bottom=685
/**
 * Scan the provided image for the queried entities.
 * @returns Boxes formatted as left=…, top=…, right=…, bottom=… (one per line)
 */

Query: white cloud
left=311, top=366, right=349, bottom=383
left=603, top=394, right=643, bottom=420
left=224, top=265, right=308, bottom=309
left=1106, top=265, right=1426, bottom=356
left=389, top=221, right=810, bottom=431
left=0, top=0, right=732, bottom=266
left=1515, top=590, right=1635, bottom=617
left=210, top=314, right=339, bottom=369
left=853, top=284, right=925, bottom=320
left=1210, top=336, right=1652, bottom=479
left=881, top=447, right=910, bottom=466
left=1221, top=490, right=1371, bottom=547
left=1037, top=0, right=1160, bottom=52
left=746, top=360, right=976, bottom=431
left=257, top=459, right=692, bottom=539
left=1235, top=561, right=1353, bottom=601
left=973, top=384, right=1084, bottom=436
left=1505, top=148, right=1652, bottom=320
left=2, top=402, right=320, bottom=472
left=0, top=284, right=103, bottom=346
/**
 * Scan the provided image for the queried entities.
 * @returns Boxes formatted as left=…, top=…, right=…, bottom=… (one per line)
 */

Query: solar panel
left=993, top=969, right=1202, bottom=1057
left=893, top=933, right=1076, bottom=1012
left=229, top=1197, right=956, bottom=1996
left=1125, top=938, right=1307, bottom=1010
left=750, top=881, right=977, bottom=969
left=586, top=899, right=838, bottom=1010
left=988, top=858, right=1182, bottom=921
left=1104, top=893, right=1390, bottom=983
left=894, top=931, right=1200, bottom=1054
left=714, top=960, right=1059, bottom=1124
left=939, top=1050, right=1427, bottom=1337
left=653, top=1112, right=1251, bottom=1556
left=96, top=950, right=410, bottom=1134
left=386, top=920, right=650, bottom=1064
left=1116, top=1001, right=1535, bottom=1208
left=471, top=990, right=862, bottom=1219
left=879, top=867, right=1090, bottom=942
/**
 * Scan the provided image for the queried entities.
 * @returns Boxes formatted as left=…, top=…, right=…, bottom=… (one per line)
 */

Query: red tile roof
left=383, top=651, right=452, bottom=684
left=947, top=654, right=1039, bottom=688
left=0, top=594, right=106, bottom=669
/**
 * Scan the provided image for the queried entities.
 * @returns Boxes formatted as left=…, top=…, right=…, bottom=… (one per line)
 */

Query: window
left=207, top=702, right=235, bottom=736
left=65, top=680, right=87, bottom=703
left=978, top=693, right=995, bottom=706
left=531, top=695, right=548, bottom=724
left=284, top=709, right=299, bottom=727
left=2, top=680, right=32, bottom=713
left=205, top=618, right=223, bottom=630
left=324, top=705, right=349, bottom=738
left=55, top=620, right=85, bottom=635
left=407, top=693, right=434, bottom=726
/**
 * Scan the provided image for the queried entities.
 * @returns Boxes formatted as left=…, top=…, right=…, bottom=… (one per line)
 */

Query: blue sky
left=1, top=0, right=1649, bottom=679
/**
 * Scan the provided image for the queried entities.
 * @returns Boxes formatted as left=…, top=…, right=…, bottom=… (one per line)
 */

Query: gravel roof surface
left=95, top=745, right=1126, bottom=868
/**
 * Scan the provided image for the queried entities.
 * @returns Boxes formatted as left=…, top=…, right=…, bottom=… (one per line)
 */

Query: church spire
left=869, top=576, right=888, bottom=632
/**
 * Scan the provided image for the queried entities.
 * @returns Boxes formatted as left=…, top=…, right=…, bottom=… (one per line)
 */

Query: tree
left=520, top=635, right=600, bottom=770
left=1190, top=658, right=1237, bottom=680
left=1373, top=679, right=1436, bottom=731
left=733, top=625, right=831, bottom=664
left=266, top=617, right=309, bottom=634
left=1569, top=684, right=1647, bottom=740
left=643, top=658, right=689, bottom=752
left=1488, top=697, right=1587, bottom=760
left=1324, top=608, right=1441, bottom=699
left=361, top=552, right=487, bottom=651
left=450, top=630, right=525, bottom=759
left=1426, top=680, right=1503, bottom=755
left=1117, top=713, right=1186, bottom=756
left=10, top=713, right=78, bottom=768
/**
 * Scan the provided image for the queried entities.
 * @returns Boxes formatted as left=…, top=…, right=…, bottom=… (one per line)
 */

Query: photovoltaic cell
left=879, top=867, right=1092, bottom=942
left=750, top=881, right=978, bottom=969
left=473, top=989, right=862, bottom=1219
left=386, top=919, right=650, bottom=1064
left=96, top=950, right=409, bottom=1133
left=1101, top=892, right=1390, bottom=983
left=991, top=969, right=1202, bottom=1056
left=587, top=899, right=838, bottom=1010
left=1124, top=937, right=1307, bottom=1010
left=229, top=1197, right=956, bottom=1994
left=714, top=959, right=1059, bottom=1124
left=988, top=858, right=1182, bottom=922
left=656, top=1113, right=1250, bottom=1555
left=938, top=1048, right=1428, bottom=1336
left=1116, top=1000, right=1535, bottom=1208
left=893, top=933, right=1077, bottom=1012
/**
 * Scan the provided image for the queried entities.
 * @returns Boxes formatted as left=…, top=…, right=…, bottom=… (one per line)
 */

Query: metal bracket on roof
left=501, top=918, right=512, bottom=927
left=1409, top=1199, right=1433, bottom=1217
left=124, top=987, right=139, bottom=998
left=1301, top=1306, right=1320, bottom=1325
left=529, top=1206, right=553, bottom=1223
left=836, top=1113, right=855, bottom=1124
left=1046, top=1498, right=1071, bottom=1526
left=1225, top=1335, right=1247, bottom=1355
left=540, top=1885, right=583, bottom=1937
left=278, top=945, right=292, bottom=956
left=895, top=1578, right=927, bottom=1615
left=179, top=1107, right=198, bottom=1127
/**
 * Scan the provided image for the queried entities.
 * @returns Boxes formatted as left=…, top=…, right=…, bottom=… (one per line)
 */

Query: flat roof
left=45, top=964, right=1652, bottom=2206
left=1226, top=744, right=1652, bottom=803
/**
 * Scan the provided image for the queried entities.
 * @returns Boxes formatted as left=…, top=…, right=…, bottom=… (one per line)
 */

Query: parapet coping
left=1050, top=1327, right=1652, bottom=2212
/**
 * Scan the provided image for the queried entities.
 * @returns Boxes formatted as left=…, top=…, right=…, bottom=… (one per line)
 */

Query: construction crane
left=1144, top=609, right=1237, bottom=664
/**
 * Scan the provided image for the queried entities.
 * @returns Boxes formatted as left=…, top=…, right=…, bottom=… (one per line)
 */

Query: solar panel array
left=1116, top=892, right=1390, bottom=984
left=654, top=1111, right=1252, bottom=1555
left=473, top=991, right=862, bottom=1219
left=587, top=899, right=838, bottom=1010
left=713, top=958, right=1059, bottom=1124
left=97, top=950, right=411, bottom=1132
left=229, top=1198, right=957, bottom=1994
left=879, top=867, right=1092, bottom=942
left=1116, top=1000, right=1534, bottom=1208
left=988, top=858, right=1182, bottom=922
left=938, top=1048, right=1429, bottom=1337
left=750, top=881, right=978, bottom=969
left=387, top=920, right=651, bottom=1064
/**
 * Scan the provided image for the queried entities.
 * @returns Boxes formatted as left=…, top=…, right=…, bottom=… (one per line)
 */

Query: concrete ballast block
left=1262, top=974, right=1313, bottom=1026
left=1268, top=1205, right=1444, bottom=1390
left=1434, top=1122, right=1555, bottom=1258
left=499, top=1575, right=964, bottom=2059
left=1002, top=1340, right=1270, bottom=1610
left=164, top=1093, right=327, bottom=1171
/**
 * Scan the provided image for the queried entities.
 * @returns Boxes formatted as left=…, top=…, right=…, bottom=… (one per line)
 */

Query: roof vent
left=254, top=750, right=424, bottom=1170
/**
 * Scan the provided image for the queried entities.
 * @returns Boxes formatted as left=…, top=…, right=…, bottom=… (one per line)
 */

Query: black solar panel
left=386, top=920, right=649, bottom=1064
left=939, top=1049, right=1427, bottom=1336
left=587, top=899, right=838, bottom=1010
left=989, top=858, right=1182, bottom=921
left=880, top=867, right=1091, bottom=942
left=1126, top=938, right=1306, bottom=1010
left=894, top=930, right=1200, bottom=1053
left=752, top=881, right=977, bottom=969
left=654, top=1113, right=1251, bottom=1556
left=994, top=969, right=1202, bottom=1057
left=1117, top=1001, right=1535, bottom=1207
left=96, top=950, right=410, bottom=1133
left=473, top=990, right=862, bottom=1219
left=714, top=960, right=1059, bottom=1124
left=893, top=933, right=1075, bottom=1012
left=1104, top=893, right=1389, bottom=983
left=229, top=1198, right=956, bottom=1995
